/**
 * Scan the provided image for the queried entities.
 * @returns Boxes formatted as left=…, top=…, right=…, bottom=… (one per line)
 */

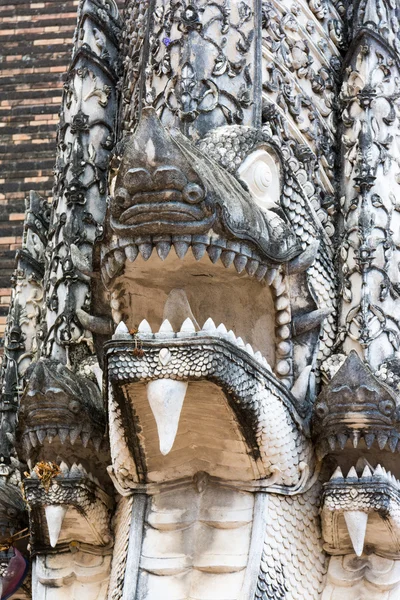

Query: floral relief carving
left=339, top=41, right=400, bottom=367
left=144, top=0, right=257, bottom=132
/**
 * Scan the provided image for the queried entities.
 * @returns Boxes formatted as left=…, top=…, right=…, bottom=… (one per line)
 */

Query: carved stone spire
left=43, top=0, right=121, bottom=366
left=0, top=190, right=48, bottom=596
left=0, top=191, right=50, bottom=466
left=338, top=0, right=400, bottom=371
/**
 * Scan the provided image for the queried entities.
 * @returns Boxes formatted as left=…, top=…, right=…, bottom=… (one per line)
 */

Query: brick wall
left=0, top=0, right=123, bottom=344
left=0, top=0, right=81, bottom=341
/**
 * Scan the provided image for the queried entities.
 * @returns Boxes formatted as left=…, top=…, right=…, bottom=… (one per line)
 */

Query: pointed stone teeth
left=138, top=242, right=153, bottom=261
left=192, top=243, right=207, bottom=261
left=156, top=241, right=172, bottom=261
left=37, top=429, right=46, bottom=445
left=255, top=351, right=263, bottom=363
left=217, top=323, right=227, bottom=334
left=374, top=464, right=384, bottom=477
left=245, top=343, right=254, bottom=356
left=159, top=319, right=173, bottom=333
left=173, top=237, right=191, bottom=259
left=364, top=432, right=375, bottom=449
left=58, top=428, right=69, bottom=444
left=138, top=319, right=152, bottom=333
left=220, top=250, right=235, bottom=268
left=246, top=259, right=259, bottom=277
left=328, top=435, right=336, bottom=451
left=227, top=330, right=236, bottom=343
left=69, top=426, right=81, bottom=445
left=125, top=245, right=138, bottom=262
left=46, top=428, right=57, bottom=444
left=45, top=505, right=68, bottom=548
left=377, top=432, right=388, bottom=450
left=330, top=466, right=344, bottom=480
left=253, top=264, right=267, bottom=282
left=29, top=431, right=38, bottom=448
left=343, top=511, right=368, bottom=557
left=347, top=466, right=358, bottom=479
left=180, top=318, right=196, bottom=333
left=389, top=435, right=398, bottom=453
left=203, top=318, right=216, bottom=332
left=114, top=321, right=130, bottom=338
left=81, top=431, right=91, bottom=447
left=352, top=431, right=360, bottom=448
left=234, top=255, right=247, bottom=274
left=59, top=461, right=69, bottom=476
left=147, top=379, right=188, bottom=455
left=361, top=465, right=373, bottom=478
left=93, top=437, right=102, bottom=451
left=69, top=463, right=83, bottom=478
left=337, top=433, right=348, bottom=450
left=236, top=337, right=245, bottom=348
left=207, top=245, right=222, bottom=264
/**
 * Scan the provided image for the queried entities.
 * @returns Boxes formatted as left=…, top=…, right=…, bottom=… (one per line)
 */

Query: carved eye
left=7, top=507, right=17, bottom=518
left=238, top=148, right=280, bottom=210
left=69, top=400, right=81, bottom=414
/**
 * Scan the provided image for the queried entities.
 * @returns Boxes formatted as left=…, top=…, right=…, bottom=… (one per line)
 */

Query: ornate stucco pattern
left=119, top=0, right=150, bottom=134
left=338, top=4, right=400, bottom=371
left=43, top=0, right=120, bottom=365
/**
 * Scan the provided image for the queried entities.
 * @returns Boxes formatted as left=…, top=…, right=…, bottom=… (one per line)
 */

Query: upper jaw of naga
left=104, top=107, right=300, bottom=262
left=97, top=107, right=323, bottom=392
left=313, top=351, right=400, bottom=461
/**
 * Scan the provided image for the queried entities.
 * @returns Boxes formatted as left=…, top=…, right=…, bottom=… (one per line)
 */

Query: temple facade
left=2, top=0, right=400, bottom=598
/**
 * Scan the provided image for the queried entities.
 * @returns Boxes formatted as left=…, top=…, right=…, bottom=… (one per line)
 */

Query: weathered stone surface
left=5, top=0, right=400, bottom=598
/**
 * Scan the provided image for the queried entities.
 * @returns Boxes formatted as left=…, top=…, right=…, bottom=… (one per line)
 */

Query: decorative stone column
left=315, top=3, right=400, bottom=597
left=15, top=3, right=121, bottom=599
left=338, top=1, right=400, bottom=371
left=43, top=0, right=121, bottom=366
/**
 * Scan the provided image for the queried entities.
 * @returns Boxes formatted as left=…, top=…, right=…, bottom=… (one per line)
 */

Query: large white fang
left=147, top=379, right=188, bottom=455
left=45, top=505, right=68, bottom=548
left=344, top=511, right=368, bottom=557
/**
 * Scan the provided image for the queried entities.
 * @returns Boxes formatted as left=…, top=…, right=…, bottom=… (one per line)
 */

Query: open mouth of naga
left=91, top=109, right=319, bottom=597
left=107, top=245, right=280, bottom=477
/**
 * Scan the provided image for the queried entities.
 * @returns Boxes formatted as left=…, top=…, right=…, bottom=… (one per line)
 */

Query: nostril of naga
left=183, top=183, right=205, bottom=204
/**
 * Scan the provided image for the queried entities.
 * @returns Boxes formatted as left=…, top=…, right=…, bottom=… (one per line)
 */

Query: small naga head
left=16, top=359, right=107, bottom=474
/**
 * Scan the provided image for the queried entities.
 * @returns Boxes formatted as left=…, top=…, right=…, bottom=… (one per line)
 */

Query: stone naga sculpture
left=2, top=0, right=400, bottom=598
